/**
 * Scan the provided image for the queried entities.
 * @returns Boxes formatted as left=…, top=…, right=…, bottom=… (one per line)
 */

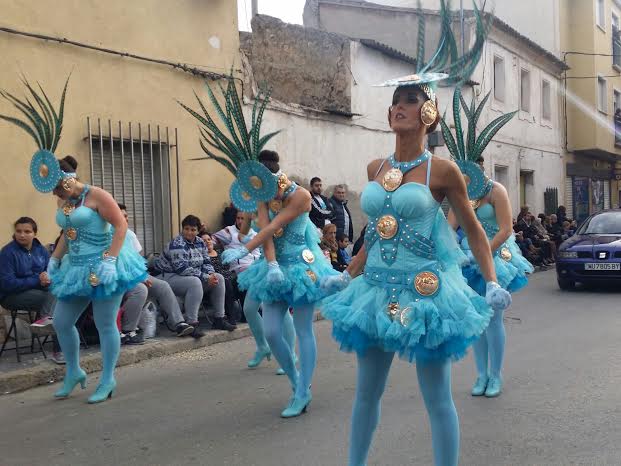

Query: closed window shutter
left=604, top=180, right=611, bottom=210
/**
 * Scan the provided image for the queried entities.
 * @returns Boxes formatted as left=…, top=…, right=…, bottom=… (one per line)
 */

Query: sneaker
left=31, top=316, right=55, bottom=335
left=51, top=352, right=65, bottom=365
left=120, top=332, right=129, bottom=345
left=191, top=328, right=205, bottom=339
left=175, top=322, right=195, bottom=337
left=212, top=317, right=236, bottom=332
left=125, top=330, right=145, bottom=345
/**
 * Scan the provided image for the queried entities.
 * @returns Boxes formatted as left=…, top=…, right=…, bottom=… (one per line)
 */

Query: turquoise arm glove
left=266, top=261, right=285, bottom=285
left=97, top=256, right=118, bottom=285
left=320, top=271, right=352, bottom=294
left=221, top=246, right=249, bottom=265
left=485, top=281, right=512, bottom=311
left=47, top=257, right=60, bottom=275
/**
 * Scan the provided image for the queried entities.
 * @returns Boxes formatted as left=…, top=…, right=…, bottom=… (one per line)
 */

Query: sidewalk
left=0, top=312, right=325, bottom=395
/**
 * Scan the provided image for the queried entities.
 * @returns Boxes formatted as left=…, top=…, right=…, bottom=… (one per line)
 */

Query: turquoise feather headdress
left=178, top=74, right=281, bottom=211
left=376, top=0, right=488, bottom=102
left=439, top=86, right=516, bottom=200
left=0, top=75, right=71, bottom=192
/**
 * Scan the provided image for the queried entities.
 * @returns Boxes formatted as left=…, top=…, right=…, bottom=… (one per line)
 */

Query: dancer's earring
left=420, top=100, right=438, bottom=127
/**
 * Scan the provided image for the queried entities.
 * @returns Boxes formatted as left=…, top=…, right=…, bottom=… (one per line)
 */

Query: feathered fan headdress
left=178, top=74, right=281, bottom=212
left=439, top=87, right=516, bottom=200
left=0, top=75, right=70, bottom=193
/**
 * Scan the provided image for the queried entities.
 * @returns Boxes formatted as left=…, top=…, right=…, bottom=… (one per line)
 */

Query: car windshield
left=577, top=212, right=621, bottom=234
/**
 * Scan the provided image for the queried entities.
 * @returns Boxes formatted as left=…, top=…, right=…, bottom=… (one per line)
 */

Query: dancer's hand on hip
left=221, top=246, right=249, bottom=265
left=485, top=281, right=511, bottom=311
left=267, top=261, right=285, bottom=285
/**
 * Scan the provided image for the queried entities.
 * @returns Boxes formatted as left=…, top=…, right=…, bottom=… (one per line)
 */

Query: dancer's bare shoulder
left=367, top=158, right=386, bottom=181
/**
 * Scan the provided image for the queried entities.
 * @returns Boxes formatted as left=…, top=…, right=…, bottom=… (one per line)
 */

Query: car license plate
left=584, top=263, right=621, bottom=271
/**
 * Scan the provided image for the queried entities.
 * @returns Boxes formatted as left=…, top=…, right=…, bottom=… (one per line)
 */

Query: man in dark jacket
left=330, top=185, right=354, bottom=242
left=309, top=177, right=334, bottom=229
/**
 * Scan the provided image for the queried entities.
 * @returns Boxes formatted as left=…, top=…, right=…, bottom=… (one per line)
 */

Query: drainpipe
left=460, top=0, right=465, bottom=55
left=252, top=0, right=258, bottom=18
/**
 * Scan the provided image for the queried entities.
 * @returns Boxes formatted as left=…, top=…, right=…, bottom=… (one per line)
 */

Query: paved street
left=1, top=270, right=620, bottom=466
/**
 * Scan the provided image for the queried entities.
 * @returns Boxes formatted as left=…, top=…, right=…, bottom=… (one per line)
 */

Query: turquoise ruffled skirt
left=462, top=236, right=534, bottom=296
left=50, top=243, right=147, bottom=301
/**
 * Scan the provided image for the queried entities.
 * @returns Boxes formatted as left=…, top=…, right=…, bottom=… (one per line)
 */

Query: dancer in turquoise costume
left=320, top=2, right=511, bottom=465
left=441, top=87, right=534, bottom=398
left=0, top=77, right=147, bottom=403
left=179, top=76, right=319, bottom=416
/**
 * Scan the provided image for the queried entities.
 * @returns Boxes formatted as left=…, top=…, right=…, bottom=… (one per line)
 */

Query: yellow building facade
left=561, top=0, right=621, bottom=222
left=0, top=0, right=240, bottom=254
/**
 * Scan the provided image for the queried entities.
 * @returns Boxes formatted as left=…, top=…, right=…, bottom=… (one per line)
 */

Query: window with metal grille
left=565, top=177, right=573, bottom=219
left=87, top=119, right=178, bottom=256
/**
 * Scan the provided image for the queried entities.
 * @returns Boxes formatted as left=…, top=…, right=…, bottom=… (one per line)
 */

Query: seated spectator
left=201, top=231, right=242, bottom=325
left=154, top=215, right=236, bottom=332
left=320, top=224, right=343, bottom=271
left=117, top=204, right=196, bottom=342
left=336, top=233, right=351, bottom=271
left=352, top=225, right=366, bottom=257
left=515, top=231, right=545, bottom=268
left=530, top=216, right=556, bottom=265
left=0, top=217, right=63, bottom=363
left=546, top=214, right=563, bottom=246
left=212, top=210, right=260, bottom=275
left=517, top=205, right=530, bottom=223
left=561, top=220, right=575, bottom=241
left=557, top=205, right=568, bottom=225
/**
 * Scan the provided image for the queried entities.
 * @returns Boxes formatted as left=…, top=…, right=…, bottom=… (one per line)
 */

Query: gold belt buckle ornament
left=469, top=198, right=481, bottom=210
left=387, top=303, right=400, bottom=319
left=249, top=176, right=263, bottom=189
left=376, top=215, right=398, bottom=239
left=306, top=270, right=317, bottom=282
left=66, top=228, right=77, bottom=241
left=302, top=249, right=315, bottom=264
left=414, top=271, right=440, bottom=297
left=269, top=199, right=283, bottom=213
left=273, top=228, right=284, bottom=238
left=382, top=168, right=403, bottom=192
left=241, top=191, right=252, bottom=201
left=500, top=247, right=512, bottom=262
left=89, top=272, right=100, bottom=287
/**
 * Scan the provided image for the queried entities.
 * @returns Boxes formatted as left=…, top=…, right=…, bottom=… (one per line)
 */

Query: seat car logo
left=598, top=252, right=607, bottom=259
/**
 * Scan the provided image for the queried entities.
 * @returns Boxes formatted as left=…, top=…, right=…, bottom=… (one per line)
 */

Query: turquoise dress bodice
left=461, top=197, right=534, bottom=295
left=322, top=156, right=492, bottom=363
left=238, top=186, right=338, bottom=306
left=49, top=192, right=146, bottom=300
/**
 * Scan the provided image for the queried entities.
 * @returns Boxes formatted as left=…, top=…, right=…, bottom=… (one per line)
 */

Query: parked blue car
left=556, top=210, right=621, bottom=289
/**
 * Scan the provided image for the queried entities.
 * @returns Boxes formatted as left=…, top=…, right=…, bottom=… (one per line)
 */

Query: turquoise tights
left=262, top=301, right=315, bottom=397
left=349, top=348, right=459, bottom=466
left=53, top=294, right=123, bottom=386
left=244, top=296, right=296, bottom=357
left=472, top=307, right=506, bottom=379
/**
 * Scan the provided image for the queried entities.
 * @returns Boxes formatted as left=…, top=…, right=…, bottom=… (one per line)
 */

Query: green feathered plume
left=0, top=74, right=70, bottom=153
left=440, top=87, right=516, bottom=162
left=178, top=73, right=280, bottom=176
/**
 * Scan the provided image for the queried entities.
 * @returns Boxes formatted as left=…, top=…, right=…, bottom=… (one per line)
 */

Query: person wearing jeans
left=154, top=215, right=235, bottom=332
left=0, top=217, right=62, bottom=363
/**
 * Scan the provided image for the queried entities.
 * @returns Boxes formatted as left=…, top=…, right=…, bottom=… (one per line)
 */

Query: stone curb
left=0, top=312, right=325, bottom=395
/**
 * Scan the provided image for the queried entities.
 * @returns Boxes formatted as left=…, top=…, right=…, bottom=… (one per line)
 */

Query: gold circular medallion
left=89, top=272, right=100, bottom=287
left=306, top=270, right=317, bottom=282
left=62, top=204, right=75, bottom=216
left=249, top=176, right=263, bottom=190
left=277, top=173, right=289, bottom=190
left=386, top=303, right=400, bottom=319
left=382, top=168, right=403, bottom=192
left=469, top=199, right=481, bottom=210
left=66, top=228, right=78, bottom=241
left=241, top=191, right=252, bottom=201
left=414, top=271, right=440, bottom=297
left=500, top=247, right=512, bottom=262
left=269, top=199, right=283, bottom=213
left=420, top=100, right=438, bottom=126
left=39, top=164, right=49, bottom=178
left=399, top=307, right=412, bottom=327
left=273, top=228, right=284, bottom=238
left=376, top=215, right=399, bottom=239
left=302, top=249, right=315, bottom=264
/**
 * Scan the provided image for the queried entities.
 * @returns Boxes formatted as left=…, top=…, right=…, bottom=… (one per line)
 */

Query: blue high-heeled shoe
left=87, top=380, right=117, bottom=404
left=247, top=348, right=271, bottom=368
left=484, top=376, right=502, bottom=398
left=54, top=369, right=87, bottom=399
left=281, top=390, right=312, bottom=418
left=276, top=353, right=298, bottom=375
left=471, top=375, right=489, bottom=396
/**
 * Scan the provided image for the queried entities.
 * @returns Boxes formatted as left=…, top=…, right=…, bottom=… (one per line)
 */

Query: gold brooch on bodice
left=499, top=247, right=512, bottom=262
left=376, top=215, right=399, bottom=239
left=382, top=169, right=404, bottom=192
left=414, top=271, right=440, bottom=297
